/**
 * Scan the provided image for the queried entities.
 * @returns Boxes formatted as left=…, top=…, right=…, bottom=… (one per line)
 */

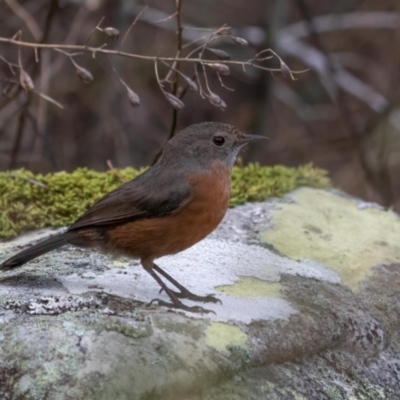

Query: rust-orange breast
left=107, top=162, right=231, bottom=260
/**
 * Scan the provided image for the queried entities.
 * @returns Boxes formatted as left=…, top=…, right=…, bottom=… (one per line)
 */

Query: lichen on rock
left=2, top=177, right=399, bottom=399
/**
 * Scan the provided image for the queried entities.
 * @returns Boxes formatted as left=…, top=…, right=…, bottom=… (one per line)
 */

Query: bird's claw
left=158, top=288, right=221, bottom=304
left=148, top=298, right=215, bottom=314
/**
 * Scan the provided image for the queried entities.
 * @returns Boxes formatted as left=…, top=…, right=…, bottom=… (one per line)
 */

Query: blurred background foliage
left=1, top=0, right=400, bottom=209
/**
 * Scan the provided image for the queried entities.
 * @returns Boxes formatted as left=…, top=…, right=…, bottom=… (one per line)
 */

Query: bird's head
left=161, top=122, right=267, bottom=169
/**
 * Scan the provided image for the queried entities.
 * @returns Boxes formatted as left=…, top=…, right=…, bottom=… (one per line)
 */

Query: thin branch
left=217, top=73, right=234, bottom=91
left=120, top=6, right=148, bottom=48
left=155, top=11, right=177, bottom=24
left=168, top=0, right=183, bottom=139
left=185, top=31, right=220, bottom=59
left=9, top=172, right=47, bottom=188
left=106, top=55, right=125, bottom=86
left=17, top=31, right=22, bottom=68
left=0, top=55, right=19, bottom=74
left=181, top=35, right=206, bottom=49
left=0, top=37, right=305, bottom=76
left=5, top=0, right=42, bottom=41
left=194, top=64, right=205, bottom=98
left=107, top=160, right=125, bottom=183
left=86, top=16, right=105, bottom=46
left=161, top=60, right=191, bottom=82
left=105, top=55, right=140, bottom=105
left=201, top=63, right=213, bottom=96
left=33, top=90, right=64, bottom=109
left=53, top=48, right=84, bottom=57
left=181, top=26, right=215, bottom=31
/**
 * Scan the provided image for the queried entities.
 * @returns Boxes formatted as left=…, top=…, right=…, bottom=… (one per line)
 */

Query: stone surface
left=1, top=187, right=400, bottom=399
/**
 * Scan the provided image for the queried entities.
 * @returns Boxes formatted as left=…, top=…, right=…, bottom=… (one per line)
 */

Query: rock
left=1, top=187, right=400, bottom=399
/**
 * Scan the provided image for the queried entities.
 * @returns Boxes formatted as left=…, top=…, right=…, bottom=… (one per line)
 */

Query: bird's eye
left=213, top=136, right=225, bottom=146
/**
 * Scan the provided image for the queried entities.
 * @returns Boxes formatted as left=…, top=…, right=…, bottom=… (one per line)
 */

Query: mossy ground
left=0, top=163, right=329, bottom=239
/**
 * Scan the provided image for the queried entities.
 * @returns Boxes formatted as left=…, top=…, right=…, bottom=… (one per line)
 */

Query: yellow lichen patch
left=263, top=187, right=400, bottom=291
left=216, top=277, right=282, bottom=298
left=204, top=322, right=248, bottom=352
left=110, top=259, right=130, bottom=268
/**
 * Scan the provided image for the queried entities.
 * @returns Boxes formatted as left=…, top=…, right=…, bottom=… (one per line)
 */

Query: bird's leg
left=152, top=263, right=221, bottom=304
left=141, top=260, right=214, bottom=314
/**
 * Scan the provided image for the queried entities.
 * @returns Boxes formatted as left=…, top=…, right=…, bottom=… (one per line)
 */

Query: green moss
left=0, top=163, right=329, bottom=239
left=230, top=163, right=329, bottom=205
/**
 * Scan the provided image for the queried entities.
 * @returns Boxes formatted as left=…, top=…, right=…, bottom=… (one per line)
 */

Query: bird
left=1, top=122, right=267, bottom=313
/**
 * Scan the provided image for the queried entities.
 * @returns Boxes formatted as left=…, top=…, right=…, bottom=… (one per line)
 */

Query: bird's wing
left=68, top=168, right=192, bottom=230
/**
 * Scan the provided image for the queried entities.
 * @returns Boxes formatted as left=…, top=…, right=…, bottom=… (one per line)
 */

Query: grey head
left=159, top=122, right=267, bottom=169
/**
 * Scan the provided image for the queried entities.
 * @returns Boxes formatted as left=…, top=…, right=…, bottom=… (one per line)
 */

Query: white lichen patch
left=55, top=236, right=342, bottom=323
left=1, top=214, right=343, bottom=324
left=262, top=187, right=400, bottom=291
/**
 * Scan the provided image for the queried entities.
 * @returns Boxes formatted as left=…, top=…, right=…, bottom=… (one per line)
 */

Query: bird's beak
left=238, top=133, right=269, bottom=144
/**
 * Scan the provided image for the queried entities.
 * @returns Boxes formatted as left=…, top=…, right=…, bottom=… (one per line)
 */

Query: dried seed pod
left=75, top=65, right=93, bottom=84
left=126, top=87, right=140, bottom=106
left=19, top=69, right=34, bottom=92
left=206, top=63, right=230, bottom=76
left=217, top=27, right=232, bottom=36
left=217, top=98, right=227, bottom=111
left=182, top=75, right=198, bottom=92
left=232, top=36, right=248, bottom=46
left=207, top=92, right=222, bottom=106
left=165, top=92, right=185, bottom=111
left=280, top=61, right=291, bottom=78
left=104, top=27, right=120, bottom=40
left=208, top=48, right=230, bottom=60
left=207, top=92, right=226, bottom=111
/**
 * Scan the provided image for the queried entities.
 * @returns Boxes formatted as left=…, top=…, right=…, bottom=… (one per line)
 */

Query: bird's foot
left=152, top=263, right=222, bottom=304
left=171, top=289, right=221, bottom=304
left=148, top=298, right=215, bottom=314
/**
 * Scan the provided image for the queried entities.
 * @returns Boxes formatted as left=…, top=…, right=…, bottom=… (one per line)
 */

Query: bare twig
left=161, top=60, right=198, bottom=92
left=202, top=63, right=212, bottom=94
left=106, top=56, right=140, bottom=106
left=107, top=160, right=125, bottom=183
left=154, top=60, right=184, bottom=110
left=155, top=11, right=177, bottom=24
left=5, top=0, right=42, bottom=41
left=9, top=172, right=48, bottom=188
left=55, top=49, right=94, bottom=83
left=168, top=0, right=184, bottom=137
left=120, top=6, right=148, bottom=48
left=15, top=31, right=60, bottom=111
left=33, top=90, right=64, bottom=109
left=217, top=73, right=234, bottom=91
left=0, top=55, right=19, bottom=74
left=181, top=26, right=215, bottom=31
left=181, top=35, right=206, bottom=49
left=86, top=16, right=105, bottom=46
left=0, top=37, right=302, bottom=75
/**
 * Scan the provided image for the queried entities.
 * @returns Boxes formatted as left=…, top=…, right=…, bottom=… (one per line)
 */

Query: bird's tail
left=0, top=233, right=68, bottom=271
